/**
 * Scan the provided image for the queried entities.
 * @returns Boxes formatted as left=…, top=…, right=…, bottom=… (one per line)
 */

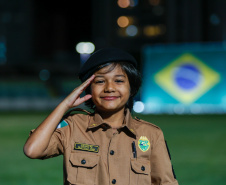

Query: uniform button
left=112, top=179, right=116, bottom=184
left=110, top=150, right=115, bottom=155
left=81, top=159, right=86, bottom=164
left=102, top=124, right=108, bottom=130
left=141, top=166, right=145, bottom=171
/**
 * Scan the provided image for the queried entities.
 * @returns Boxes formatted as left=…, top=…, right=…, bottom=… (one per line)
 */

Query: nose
left=104, top=82, right=115, bottom=93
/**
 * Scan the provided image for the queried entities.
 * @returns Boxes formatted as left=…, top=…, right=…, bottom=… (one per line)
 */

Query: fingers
left=78, top=75, right=95, bottom=92
left=73, top=94, right=92, bottom=106
left=84, top=74, right=95, bottom=87
left=83, top=94, right=92, bottom=101
left=72, top=75, right=94, bottom=105
left=65, top=75, right=95, bottom=108
left=66, top=75, right=95, bottom=107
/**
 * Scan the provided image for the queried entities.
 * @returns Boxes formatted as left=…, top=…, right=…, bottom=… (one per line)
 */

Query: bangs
left=97, top=62, right=119, bottom=74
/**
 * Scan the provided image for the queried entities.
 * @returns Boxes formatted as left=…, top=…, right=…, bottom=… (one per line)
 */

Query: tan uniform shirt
left=40, top=109, right=178, bottom=185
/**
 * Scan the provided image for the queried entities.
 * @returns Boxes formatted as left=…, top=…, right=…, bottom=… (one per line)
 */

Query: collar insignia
left=138, top=136, right=150, bottom=152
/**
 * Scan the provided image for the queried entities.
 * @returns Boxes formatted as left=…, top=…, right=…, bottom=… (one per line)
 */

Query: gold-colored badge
left=138, top=136, right=150, bottom=152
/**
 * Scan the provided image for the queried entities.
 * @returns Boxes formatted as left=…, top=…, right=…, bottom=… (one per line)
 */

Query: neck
left=97, top=108, right=126, bottom=128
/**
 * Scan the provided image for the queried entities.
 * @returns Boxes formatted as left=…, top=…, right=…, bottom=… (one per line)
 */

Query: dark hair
left=84, top=61, right=142, bottom=111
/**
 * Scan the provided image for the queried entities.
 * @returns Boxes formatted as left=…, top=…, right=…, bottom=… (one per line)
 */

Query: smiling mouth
left=101, top=96, right=119, bottom=101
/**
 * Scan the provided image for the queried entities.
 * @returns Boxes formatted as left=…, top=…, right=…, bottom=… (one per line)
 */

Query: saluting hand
left=63, top=75, right=95, bottom=109
left=24, top=75, right=95, bottom=159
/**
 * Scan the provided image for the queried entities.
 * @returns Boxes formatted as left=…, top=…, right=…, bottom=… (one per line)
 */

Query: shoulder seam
left=134, top=117, right=160, bottom=129
left=63, top=108, right=92, bottom=118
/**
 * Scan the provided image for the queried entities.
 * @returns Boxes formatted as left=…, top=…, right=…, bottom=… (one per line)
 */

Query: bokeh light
left=117, top=16, right=130, bottom=28
left=39, top=69, right=50, bottom=81
left=133, top=101, right=145, bottom=113
left=126, top=25, right=138, bottom=36
left=76, top=42, right=95, bottom=54
left=117, top=0, right=130, bottom=8
left=210, top=14, right=220, bottom=25
left=130, top=0, right=139, bottom=7
left=0, top=36, right=7, bottom=64
left=143, top=24, right=165, bottom=37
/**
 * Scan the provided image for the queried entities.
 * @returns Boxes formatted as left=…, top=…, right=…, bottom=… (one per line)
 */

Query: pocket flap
left=131, top=158, right=150, bottom=175
left=70, top=152, right=100, bottom=168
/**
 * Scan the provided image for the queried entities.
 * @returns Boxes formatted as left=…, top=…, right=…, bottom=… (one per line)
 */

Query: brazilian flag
left=141, top=42, right=226, bottom=114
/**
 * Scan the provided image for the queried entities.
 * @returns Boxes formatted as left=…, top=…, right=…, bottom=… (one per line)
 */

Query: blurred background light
left=0, top=36, right=7, bottom=64
left=39, top=69, right=50, bottom=81
left=117, top=16, right=130, bottom=28
left=133, top=101, right=145, bottom=113
left=129, top=0, right=139, bottom=7
left=126, top=25, right=138, bottom=36
left=173, top=104, right=185, bottom=114
left=117, top=0, right=130, bottom=8
left=190, top=104, right=202, bottom=114
left=222, top=95, right=226, bottom=103
left=210, top=14, right=220, bottom=25
left=143, top=25, right=165, bottom=37
left=80, top=54, right=91, bottom=64
left=76, top=42, right=95, bottom=54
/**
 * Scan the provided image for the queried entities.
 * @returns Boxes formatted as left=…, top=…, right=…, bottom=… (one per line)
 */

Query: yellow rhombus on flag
left=154, top=53, right=220, bottom=104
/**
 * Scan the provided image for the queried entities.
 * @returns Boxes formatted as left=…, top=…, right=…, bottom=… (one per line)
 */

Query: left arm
left=150, top=130, right=179, bottom=185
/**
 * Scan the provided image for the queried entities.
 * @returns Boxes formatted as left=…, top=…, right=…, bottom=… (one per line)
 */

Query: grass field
left=0, top=111, right=226, bottom=185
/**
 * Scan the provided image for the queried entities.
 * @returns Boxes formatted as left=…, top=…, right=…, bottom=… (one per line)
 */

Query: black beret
left=78, top=47, right=137, bottom=82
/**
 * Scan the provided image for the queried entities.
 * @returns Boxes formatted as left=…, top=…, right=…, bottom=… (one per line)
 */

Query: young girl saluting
left=24, top=48, right=178, bottom=185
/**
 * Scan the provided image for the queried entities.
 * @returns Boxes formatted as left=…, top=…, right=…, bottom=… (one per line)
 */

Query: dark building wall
left=1, top=0, right=225, bottom=75
left=92, top=0, right=226, bottom=51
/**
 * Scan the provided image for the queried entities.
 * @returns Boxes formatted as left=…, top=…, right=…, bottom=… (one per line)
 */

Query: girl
left=24, top=48, right=178, bottom=185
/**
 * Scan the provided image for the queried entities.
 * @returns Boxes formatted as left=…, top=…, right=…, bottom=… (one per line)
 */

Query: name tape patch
left=74, top=143, right=99, bottom=153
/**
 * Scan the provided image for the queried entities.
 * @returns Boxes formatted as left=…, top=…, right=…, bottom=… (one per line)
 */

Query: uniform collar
left=87, top=109, right=137, bottom=137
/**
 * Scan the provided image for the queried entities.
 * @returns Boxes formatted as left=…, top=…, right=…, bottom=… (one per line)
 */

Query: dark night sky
left=34, top=1, right=92, bottom=57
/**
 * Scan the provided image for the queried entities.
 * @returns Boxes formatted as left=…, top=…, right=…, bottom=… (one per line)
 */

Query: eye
left=95, top=80, right=105, bottom=84
left=115, top=79, right=124, bottom=83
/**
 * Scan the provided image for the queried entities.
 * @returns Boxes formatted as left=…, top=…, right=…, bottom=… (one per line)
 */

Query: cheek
left=90, top=85, right=99, bottom=97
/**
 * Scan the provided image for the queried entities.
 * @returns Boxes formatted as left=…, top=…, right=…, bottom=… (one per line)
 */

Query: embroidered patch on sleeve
left=57, top=120, right=68, bottom=129
left=138, top=136, right=150, bottom=152
left=74, top=143, right=99, bottom=153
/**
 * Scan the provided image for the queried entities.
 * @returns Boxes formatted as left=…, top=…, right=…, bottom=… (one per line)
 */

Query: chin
left=97, top=105, right=125, bottom=113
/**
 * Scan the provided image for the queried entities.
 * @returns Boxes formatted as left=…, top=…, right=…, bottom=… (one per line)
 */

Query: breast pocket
left=67, top=152, right=100, bottom=185
left=130, top=158, right=151, bottom=185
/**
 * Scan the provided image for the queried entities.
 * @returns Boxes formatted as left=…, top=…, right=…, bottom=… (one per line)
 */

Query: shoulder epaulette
left=134, top=116, right=160, bottom=129
left=63, top=108, right=92, bottom=119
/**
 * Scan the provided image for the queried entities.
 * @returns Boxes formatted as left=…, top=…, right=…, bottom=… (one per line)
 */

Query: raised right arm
left=23, top=75, right=95, bottom=159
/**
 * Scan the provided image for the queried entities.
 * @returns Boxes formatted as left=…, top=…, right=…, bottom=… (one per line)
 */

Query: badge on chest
left=138, top=136, right=150, bottom=152
left=74, top=143, right=99, bottom=153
